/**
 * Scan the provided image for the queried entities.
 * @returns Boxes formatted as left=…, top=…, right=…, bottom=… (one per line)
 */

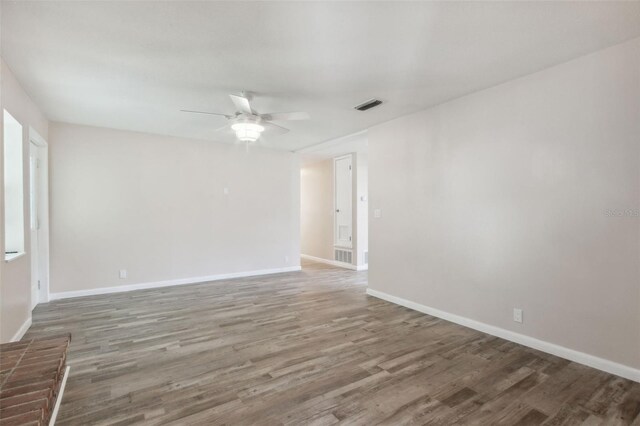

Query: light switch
left=223, top=187, right=229, bottom=195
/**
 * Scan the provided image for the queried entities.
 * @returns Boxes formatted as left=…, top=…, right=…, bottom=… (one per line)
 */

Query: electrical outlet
left=373, top=209, right=381, bottom=218
left=513, top=308, right=523, bottom=323
left=284, top=255, right=289, bottom=263
left=223, top=187, right=229, bottom=195
left=119, top=269, right=127, bottom=279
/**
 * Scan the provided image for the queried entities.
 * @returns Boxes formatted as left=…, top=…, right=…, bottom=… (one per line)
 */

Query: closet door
left=334, top=155, right=352, bottom=248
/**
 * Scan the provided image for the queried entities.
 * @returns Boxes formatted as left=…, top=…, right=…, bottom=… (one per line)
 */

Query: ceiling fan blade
left=262, top=112, right=310, bottom=121
left=181, top=109, right=230, bottom=118
left=262, top=121, right=290, bottom=135
left=229, top=94, right=253, bottom=115
left=215, top=124, right=234, bottom=133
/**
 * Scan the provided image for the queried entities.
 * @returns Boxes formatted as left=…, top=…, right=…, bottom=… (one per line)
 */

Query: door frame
left=29, top=127, right=50, bottom=305
left=333, top=153, right=353, bottom=249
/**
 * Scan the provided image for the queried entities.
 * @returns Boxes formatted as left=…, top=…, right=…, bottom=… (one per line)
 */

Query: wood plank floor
left=26, top=261, right=640, bottom=425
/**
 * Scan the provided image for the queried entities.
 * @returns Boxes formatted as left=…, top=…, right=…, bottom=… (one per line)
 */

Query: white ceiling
left=2, top=1, right=639, bottom=151
left=299, top=130, right=369, bottom=165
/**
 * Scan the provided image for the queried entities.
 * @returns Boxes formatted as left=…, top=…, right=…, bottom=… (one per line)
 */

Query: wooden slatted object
left=0, top=335, right=71, bottom=426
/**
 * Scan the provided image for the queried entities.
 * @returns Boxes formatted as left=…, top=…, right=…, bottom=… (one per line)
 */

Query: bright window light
left=4, top=109, right=25, bottom=260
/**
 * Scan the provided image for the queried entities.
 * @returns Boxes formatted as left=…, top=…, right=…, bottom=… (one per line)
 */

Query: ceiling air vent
left=354, top=99, right=382, bottom=111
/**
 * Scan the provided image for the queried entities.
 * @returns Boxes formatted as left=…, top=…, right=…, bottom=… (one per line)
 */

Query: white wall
left=368, top=38, right=640, bottom=373
left=0, top=58, right=49, bottom=342
left=300, top=159, right=334, bottom=260
left=48, top=123, right=300, bottom=295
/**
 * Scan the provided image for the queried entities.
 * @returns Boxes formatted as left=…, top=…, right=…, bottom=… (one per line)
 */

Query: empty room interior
left=1, top=1, right=639, bottom=425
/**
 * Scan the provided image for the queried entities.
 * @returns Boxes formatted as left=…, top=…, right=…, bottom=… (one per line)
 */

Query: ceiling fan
left=181, top=92, right=310, bottom=143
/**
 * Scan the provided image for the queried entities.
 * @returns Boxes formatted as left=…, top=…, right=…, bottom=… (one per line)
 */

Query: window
left=4, top=109, right=25, bottom=261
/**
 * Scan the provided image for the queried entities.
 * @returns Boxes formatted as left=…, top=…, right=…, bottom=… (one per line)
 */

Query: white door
left=334, top=155, right=353, bottom=248
left=29, top=142, right=40, bottom=309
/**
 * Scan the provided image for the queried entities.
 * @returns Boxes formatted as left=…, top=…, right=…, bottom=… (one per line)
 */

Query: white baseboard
left=301, top=254, right=366, bottom=271
left=49, top=365, right=70, bottom=426
left=10, top=316, right=32, bottom=342
left=366, top=288, right=640, bottom=383
left=50, top=266, right=302, bottom=301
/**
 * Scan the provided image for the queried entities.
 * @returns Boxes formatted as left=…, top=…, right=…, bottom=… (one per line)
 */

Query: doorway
left=29, top=129, right=50, bottom=308
left=299, top=132, right=368, bottom=271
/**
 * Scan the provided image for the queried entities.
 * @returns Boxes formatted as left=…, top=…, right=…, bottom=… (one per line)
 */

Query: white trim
left=301, top=254, right=358, bottom=271
left=50, top=266, right=302, bottom=300
left=366, top=288, right=640, bottom=383
left=5, top=251, right=26, bottom=262
left=29, top=126, right=47, bottom=147
left=10, top=316, right=32, bottom=342
left=49, top=366, right=70, bottom=426
left=29, top=127, right=50, bottom=304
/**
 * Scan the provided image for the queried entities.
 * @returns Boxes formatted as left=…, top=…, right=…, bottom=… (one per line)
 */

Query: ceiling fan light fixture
left=183, top=93, right=307, bottom=142
left=231, top=122, right=265, bottom=142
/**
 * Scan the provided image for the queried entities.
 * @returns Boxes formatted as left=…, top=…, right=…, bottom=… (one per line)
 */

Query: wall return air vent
left=335, top=249, right=353, bottom=264
left=354, top=99, right=382, bottom=111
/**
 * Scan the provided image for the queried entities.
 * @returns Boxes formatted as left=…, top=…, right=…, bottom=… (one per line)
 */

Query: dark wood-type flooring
left=25, top=261, right=640, bottom=425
